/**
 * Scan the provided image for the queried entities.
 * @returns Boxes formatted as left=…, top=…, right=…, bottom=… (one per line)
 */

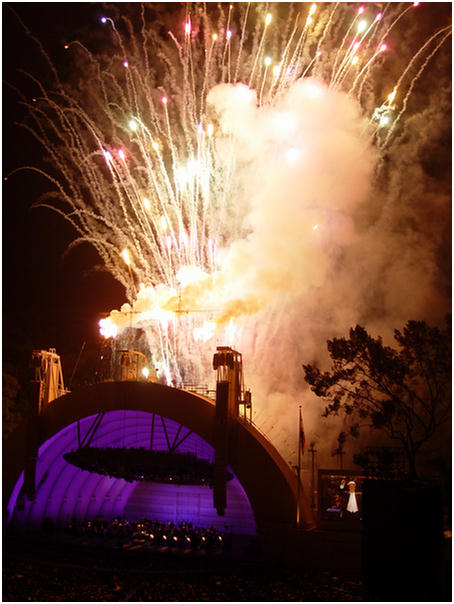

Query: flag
left=299, top=406, right=306, bottom=456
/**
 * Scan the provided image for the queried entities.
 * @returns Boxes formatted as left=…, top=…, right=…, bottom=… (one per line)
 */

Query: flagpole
left=297, top=405, right=302, bottom=526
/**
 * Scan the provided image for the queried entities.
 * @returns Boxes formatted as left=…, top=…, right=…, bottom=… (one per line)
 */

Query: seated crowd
left=5, top=558, right=364, bottom=602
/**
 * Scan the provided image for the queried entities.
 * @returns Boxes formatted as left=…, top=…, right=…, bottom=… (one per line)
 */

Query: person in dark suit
left=339, top=479, right=362, bottom=519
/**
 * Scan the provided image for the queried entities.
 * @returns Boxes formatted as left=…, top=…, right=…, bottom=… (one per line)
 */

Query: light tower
left=25, top=349, right=70, bottom=499
left=212, top=346, right=252, bottom=515
left=212, top=346, right=252, bottom=421
left=119, top=350, right=157, bottom=382
left=30, top=348, right=69, bottom=412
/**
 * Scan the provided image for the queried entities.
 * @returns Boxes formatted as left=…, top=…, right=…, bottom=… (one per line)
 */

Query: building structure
left=4, top=347, right=315, bottom=562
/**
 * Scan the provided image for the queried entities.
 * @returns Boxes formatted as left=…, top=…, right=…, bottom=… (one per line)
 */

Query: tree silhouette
left=303, top=317, right=451, bottom=478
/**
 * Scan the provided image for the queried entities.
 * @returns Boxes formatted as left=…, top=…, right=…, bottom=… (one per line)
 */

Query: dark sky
left=3, top=3, right=126, bottom=382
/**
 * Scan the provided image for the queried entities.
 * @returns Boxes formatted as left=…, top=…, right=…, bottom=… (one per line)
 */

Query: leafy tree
left=353, top=446, right=405, bottom=478
left=303, top=317, right=451, bottom=479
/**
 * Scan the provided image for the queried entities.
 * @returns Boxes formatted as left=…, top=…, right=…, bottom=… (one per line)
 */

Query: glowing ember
left=99, top=318, right=118, bottom=339
left=121, top=249, right=131, bottom=266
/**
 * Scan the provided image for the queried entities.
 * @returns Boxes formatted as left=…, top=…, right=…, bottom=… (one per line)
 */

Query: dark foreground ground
left=4, top=529, right=451, bottom=601
left=4, top=533, right=363, bottom=602
left=4, top=558, right=364, bottom=602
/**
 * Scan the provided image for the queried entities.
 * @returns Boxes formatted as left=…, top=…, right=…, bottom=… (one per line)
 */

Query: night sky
left=4, top=3, right=126, bottom=383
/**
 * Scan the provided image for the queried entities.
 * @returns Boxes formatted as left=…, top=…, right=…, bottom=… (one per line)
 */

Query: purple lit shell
left=8, top=410, right=256, bottom=534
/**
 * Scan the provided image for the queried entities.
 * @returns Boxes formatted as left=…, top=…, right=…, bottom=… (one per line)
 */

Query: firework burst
left=8, top=4, right=451, bottom=452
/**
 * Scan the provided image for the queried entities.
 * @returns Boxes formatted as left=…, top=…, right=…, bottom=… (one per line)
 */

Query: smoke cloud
left=107, top=77, right=379, bottom=464
left=106, top=68, right=450, bottom=468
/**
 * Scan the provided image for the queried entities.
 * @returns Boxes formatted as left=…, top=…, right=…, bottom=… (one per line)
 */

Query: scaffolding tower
left=30, top=348, right=69, bottom=413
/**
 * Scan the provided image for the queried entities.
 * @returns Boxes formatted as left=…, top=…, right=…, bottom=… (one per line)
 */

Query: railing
left=181, top=385, right=276, bottom=444
left=180, top=383, right=217, bottom=399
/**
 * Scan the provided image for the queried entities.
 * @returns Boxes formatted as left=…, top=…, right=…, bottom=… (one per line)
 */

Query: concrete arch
left=4, top=381, right=314, bottom=540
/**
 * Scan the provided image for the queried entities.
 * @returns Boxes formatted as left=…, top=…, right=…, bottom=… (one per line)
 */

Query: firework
left=10, top=3, right=451, bottom=399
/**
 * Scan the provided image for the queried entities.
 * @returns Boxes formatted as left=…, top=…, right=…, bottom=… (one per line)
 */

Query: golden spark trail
left=384, top=27, right=452, bottom=150
left=383, top=26, right=452, bottom=148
